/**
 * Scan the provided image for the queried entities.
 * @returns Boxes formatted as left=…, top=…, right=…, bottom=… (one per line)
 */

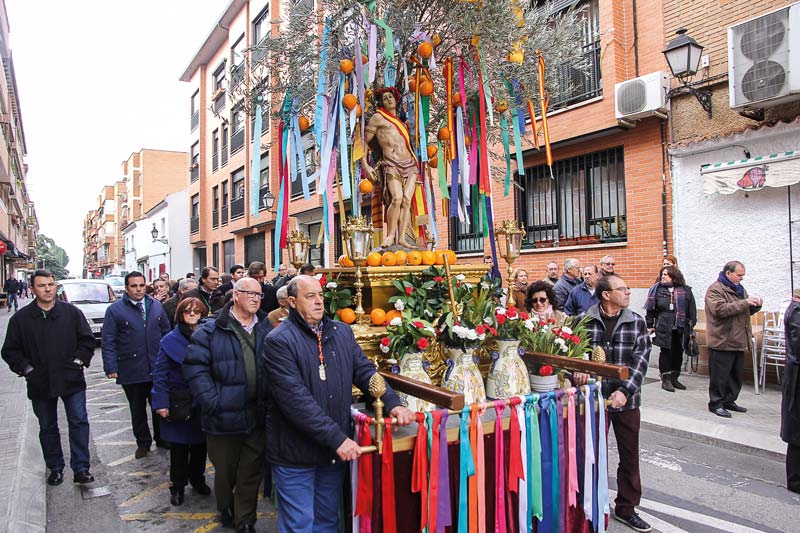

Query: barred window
left=517, top=147, right=626, bottom=247
left=450, top=186, right=485, bottom=253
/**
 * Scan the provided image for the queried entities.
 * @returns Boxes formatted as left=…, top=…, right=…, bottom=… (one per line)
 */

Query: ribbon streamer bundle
left=351, top=384, right=609, bottom=533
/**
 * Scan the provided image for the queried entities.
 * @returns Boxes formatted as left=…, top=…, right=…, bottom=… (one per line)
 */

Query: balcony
left=190, top=216, right=199, bottom=234
left=191, top=110, right=199, bottom=132
left=549, top=39, right=602, bottom=112
left=221, top=205, right=228, bottom=225
left=231, top=197, right=245, bottom=219
left=231, top=62, right=245, bottom=88
left=212, top=151, right=219, bottom=172
left=212, top=209, right=219, bottom=228
left=190, top=163, right=199, bottom=183
left=231, top=129, right=244, bottom=154
left=213, top=91, right=226, bottom=113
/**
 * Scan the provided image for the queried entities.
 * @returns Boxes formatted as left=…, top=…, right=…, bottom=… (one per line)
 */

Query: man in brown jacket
left=705, top=261, right=762, bottom=418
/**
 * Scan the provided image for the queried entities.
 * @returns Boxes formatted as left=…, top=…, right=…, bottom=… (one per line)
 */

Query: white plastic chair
left=759, top=299, right=791, bottom=389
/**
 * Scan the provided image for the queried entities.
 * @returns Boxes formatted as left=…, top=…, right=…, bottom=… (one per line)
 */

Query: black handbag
left=687, top=333, right=700, bottom=358
left=168, top=389, right=193, bottom=421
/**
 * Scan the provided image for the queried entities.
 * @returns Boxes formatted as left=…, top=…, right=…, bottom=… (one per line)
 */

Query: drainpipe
left=660, top=121, right=669, bottom=257
left=632, top=0, right=640, bottom=77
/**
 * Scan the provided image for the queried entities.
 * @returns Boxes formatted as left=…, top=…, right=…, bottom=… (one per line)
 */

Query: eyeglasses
left=604, top=262, right=616, bottom=266
left=609, top=287, right=630, bottom=293
left=183, top=309, right=202, bottom=316
left=236, top=290, right=263, bottom=300
left=530, top=297, right=549, bottom=304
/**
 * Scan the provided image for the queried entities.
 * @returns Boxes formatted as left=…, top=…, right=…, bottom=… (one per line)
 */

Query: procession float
left=231, top=0, right=630, bottom=530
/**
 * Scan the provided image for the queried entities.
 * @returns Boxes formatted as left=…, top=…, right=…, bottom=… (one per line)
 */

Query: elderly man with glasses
left=553, top=257, right=582, bottom=311
left=599, top=255, right=617, bottom=279
left=184, top=277, right=273, bottom=533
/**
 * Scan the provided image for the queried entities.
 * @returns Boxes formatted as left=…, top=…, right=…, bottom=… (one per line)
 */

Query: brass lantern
left=494, top=220, right=525, bottom=307
left=286, top=229, right=311, bottom=269
left=343, top=215, right=374, bottom=332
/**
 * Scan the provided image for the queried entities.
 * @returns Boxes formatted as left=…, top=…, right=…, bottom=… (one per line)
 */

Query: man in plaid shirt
left=575, top=273, right=652, bottom=532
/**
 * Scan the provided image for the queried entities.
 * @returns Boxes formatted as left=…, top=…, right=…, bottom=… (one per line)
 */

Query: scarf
left=533, top=304, right=556, bottom=322
left=645, top=283, right=689, bottom=328
left=717, top=271, right=745, bottom=298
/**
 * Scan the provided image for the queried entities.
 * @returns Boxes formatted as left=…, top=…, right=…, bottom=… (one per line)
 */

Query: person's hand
left=336, top=438, right=362, bottom=461
left=747, top=296, right=762, bottom=307
left=390, top=406, right=414, bottom=426
left=647, top=327, right=655, bottom=334
left=609, top=390, right=627, bottom=409
left=572, top=372, right=590, bottom=386
left=156, top=409, right=169, bottom=419
left=107, top=373, right=118, bottom=379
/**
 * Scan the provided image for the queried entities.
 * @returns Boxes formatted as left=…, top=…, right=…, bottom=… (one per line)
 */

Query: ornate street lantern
left=494, top=220, right=525, bottom=307
left=343, top=215, right=374, bottom=332
left=286, top=229, right=310, bottom=269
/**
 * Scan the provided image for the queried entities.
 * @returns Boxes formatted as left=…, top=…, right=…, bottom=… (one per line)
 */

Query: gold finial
left=591, top=346, right=606, bottom=363
left=368, top=373, right=387, bottom=399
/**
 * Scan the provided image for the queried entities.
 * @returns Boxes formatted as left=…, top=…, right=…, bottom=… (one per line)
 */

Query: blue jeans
left=7, top=292, right=17, bottom=310
left=31, top=389, right=91, bottom=473
left=272, top=462, right=346, bottom=533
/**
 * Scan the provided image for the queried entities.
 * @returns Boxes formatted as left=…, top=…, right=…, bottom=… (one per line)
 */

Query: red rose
left=380, top=337, right=390, bottom=347
left=405, top=287, right=414, bottom=295
left=489, top=326, right=497, bottom=336
left=539, top=365, right=554, bottom=377
left=319, top=275, right=327, bottom=287
left=547, top=317, right=556, bottom=324
left=475, top=324, right=486, bottom=335
left=573, top=334, right=581, bottom=344
left=520, top=311, right=529, bottom=320
left=507, top=306, right=518, bottom=318
left=496, top=314, right=507, bottom=325
left=417, top=337, right=430, bottom=350
left=433, top=276, right=444, bottom=282
left=413, top=321, right=424, bottom=328
left=538, top=320, right=546, bottom=327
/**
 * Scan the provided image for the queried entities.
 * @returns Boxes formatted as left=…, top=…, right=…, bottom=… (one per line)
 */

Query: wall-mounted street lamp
left=262, top=190, right=277, bottom=213
left=662, top=28, right=712, bottom=118
left=151, top=224, right=168, bottom=244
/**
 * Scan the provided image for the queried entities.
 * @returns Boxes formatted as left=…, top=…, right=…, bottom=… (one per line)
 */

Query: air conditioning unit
left=729, top=3, right=800, bottom=109
left=614, top=71, right=669, bottom=120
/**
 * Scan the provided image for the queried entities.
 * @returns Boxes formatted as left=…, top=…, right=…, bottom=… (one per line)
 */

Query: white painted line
left=635, top=509, right=690, bottom=533
left=97, top=441, right=134, bottom=446
left=90, top=406, right=126, bottom=419
left=87, top=390, right=125, bottom=402
left=86, top=380, right=117, bottom=389
left=108, top=453, right=137, bottom=467
left=90, top=402, right=128, bottom=407
left=95, top=426, right=131, bottom=440
left=90, top=420, right=125, bottom=423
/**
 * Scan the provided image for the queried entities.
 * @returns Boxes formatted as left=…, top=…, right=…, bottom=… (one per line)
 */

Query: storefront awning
left=702, top=151, right=800, bottom=194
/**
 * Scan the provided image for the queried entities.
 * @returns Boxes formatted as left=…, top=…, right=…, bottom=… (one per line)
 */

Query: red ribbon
left=355, top=416, right=374, bottom=531
left=381, top=419, right=396, bottom=533
left=494, top=402, right=507, bottom=533
left=508, top=397, right=525, bottom=493
left=428, top=410, right=444, bottom=532
left=411, top=412, right=429, bottom=531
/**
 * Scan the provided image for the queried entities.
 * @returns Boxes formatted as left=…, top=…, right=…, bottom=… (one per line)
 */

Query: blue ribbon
left=249, top=97, right=263, bottom=216
left=314, top=20, right=329, bottom=151
left=457, top=406, right=474, bottom=533
left=538, top=395, right=554, bottom=533
left=550, top=393, right=560, bottom=530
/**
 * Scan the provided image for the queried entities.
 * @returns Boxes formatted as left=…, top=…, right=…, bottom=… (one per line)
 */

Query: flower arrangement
left=387, top=266, right=449, bottom=320
left=535, top=364, right=554, bottom=377
left=525, top=315, right=593, bottom=360
left=490, top=305, right=532, bottom=340
left=320, top=272, right=353, bottom=319
left=379, top=315, right=437, bottom=360
left=437, top=273, right=497, bottom=351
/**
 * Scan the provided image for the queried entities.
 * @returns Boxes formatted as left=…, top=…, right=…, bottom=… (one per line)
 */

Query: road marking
left=120, top=481, right=171, bottom=507
left=121, top=512, right=218, bottom=521
left=96, top=441, right=134, bottom=446
left=88, top=390, right=125, bottom=402
left=90, top=402, right=128, bottom=407
left=108, top=453, right=137, bottom=467
left=95, top=426, right=131, bottom=440
left=192, top=512, right=276, bottom=533
left=640, top=452, right=683, bottom=472
left=90, top=419, right=125, bottom=423
left=90, top=406, right=126, bottom=418
left=635, top=509, right=691, bottom=533
left=86, top=380, right=116, bottom=389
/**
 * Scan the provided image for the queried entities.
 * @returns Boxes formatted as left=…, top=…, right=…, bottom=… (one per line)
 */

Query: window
left=517, top=146, right=626, bottom=248
left=190, top=142, right=199, bottom=182
left=231, top=34, right=246, bottom=87
left=251, top=82, right=269, bottom=135
left=291, top=132, right=317, bottom=197
left=308, top=222, right=323, bottom=266
left=212, top=186, right=219, bottom=228
left=231, top=104, right=245, bottom=154
left=245, top=233, right=266, bottom=265
left=231, top=168, right=245, bottom=219
left=190, top=90, right=200, bottom=131
left=221, top=180, right=229, bottom=225
left=212, top=61, right=226, bottom=112
left=258, top=152, right=271, bottom=211
left=212, top=242, right=220, bottom=269
left=252, top=6, right=270, bottom=65
left=549, top=0, right=601, bottom=111
left=223, top=239, right=235, bottom=272
left=212, top=129, right=219, bottom=172
left=450, top=187, right=485, bottom=253
left=221, top=124, right=229, bottom=166
left=190, top=194, right=200, bottom=234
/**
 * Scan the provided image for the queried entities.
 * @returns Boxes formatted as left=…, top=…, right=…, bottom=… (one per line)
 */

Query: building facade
left=0, top=0, right=39, bottom=281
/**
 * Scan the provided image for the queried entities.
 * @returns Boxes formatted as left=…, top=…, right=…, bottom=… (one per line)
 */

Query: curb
left=6, top=401, right=46, bottom=533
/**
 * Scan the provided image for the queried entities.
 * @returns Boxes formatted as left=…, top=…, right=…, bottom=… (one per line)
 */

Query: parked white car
left=56, top=279, right=116, bottom=339
left=104, top=275, right=126, bottom=300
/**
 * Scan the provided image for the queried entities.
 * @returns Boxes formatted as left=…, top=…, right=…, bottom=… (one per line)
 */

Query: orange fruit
left=355, top=104, right=362, bottom=118
left=421, top=250, right=436, bottom=265
left=408, top=78, right=417, bottom=93
left=343, top=94, right=357, bottom=110
left=394, top=250, right=408, bottom=265
left=438, top=127, right=450, bottom=141
left=464, top=136, right=471, bottom=148
left=340, top=59, right=354, bottom=74
left=361, top=53, right=368, bottom=64
left=452, top=92, right=462, bottom=107
left=418, top=42, right=433, bottom=59
left=385, top=309, right=402, bottom=325
left=407, top=250, right=422, bottom=265
left=446, top=250, right=457, bottom=265
left=370, top=308, right=386, bottom=326
left=366, top=252, right=382, bottom=267
left=381, top=251, right=397, bottom=266
left=298, top=116, right=310, bottom=132
left=427, top=145, right=438, bottom=159
left=428, top=157, right=438, bottom=169
left=419, top=81, right=434, bottom=96
left=338, top=254, right=354, bottom=267
left=434, top=250, right=446, bottom=265
left=495, top=100, right=508, bottom=113
left=359, top=180, right=373, bottom=194
left=339, top=308, right=356, bottom=324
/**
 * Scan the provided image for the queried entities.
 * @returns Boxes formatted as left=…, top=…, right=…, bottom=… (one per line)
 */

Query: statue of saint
left=363, top=87, right=421, bottom=249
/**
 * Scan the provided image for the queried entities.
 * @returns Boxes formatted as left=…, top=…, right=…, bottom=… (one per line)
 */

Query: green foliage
left=35, top=235, right=70, bottom=280
left=380, top=315, right=437, bottom=360
left=321, top=272, right=353, bottom=318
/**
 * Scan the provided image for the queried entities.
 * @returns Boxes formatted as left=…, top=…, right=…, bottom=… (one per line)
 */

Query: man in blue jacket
left=183, top=277, right=272, bottom=533
left=102, top=272, right=170, bottom=459
left=263, top=275, right=414, bottom=533
left=565, top=264, right=600, bottom=317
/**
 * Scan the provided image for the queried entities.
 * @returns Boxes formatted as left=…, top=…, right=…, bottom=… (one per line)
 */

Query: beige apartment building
left=0, top=0, right=39, bottom=281
left=82, top=149, right=187, bottom=278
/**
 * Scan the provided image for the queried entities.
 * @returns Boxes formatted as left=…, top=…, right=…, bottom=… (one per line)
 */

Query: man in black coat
left=782, top=288, right=800, bottom=493
left=4, top=275, right=20, bottom=312
left=211, top=264, right=244, bottom=312
left=1, top=270, right=96, bottom=486
left=247, top=261, right=279, bottom=315
left=183, top=267, right=221, bottom=314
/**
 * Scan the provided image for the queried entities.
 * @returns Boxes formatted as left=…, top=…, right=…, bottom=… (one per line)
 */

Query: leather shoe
left=73, top=470, right=95, bottom=484
left=236, top=525, right=255, bottom=533
left=710, top=406, right=732, bottom=418
left=170, top=489, right=184, bottom=506
left=155, top=440, right=171, bottom=450
left=47, top=469, right=64, bottom=486
left=220, top=507, right=234, bottom=528
left=135, top=446, right=150, bottom=459
left=192, top=482, right=211, bottom=495
left=724, top=402, right=747, bottom=413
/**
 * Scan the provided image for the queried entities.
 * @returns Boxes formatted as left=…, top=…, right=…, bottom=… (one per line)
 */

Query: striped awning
left=701, top=151, right=800, bottom=195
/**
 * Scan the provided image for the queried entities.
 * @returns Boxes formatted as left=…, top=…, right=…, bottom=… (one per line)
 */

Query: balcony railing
left=212, top=151, right=219, bottom=172
left=231, top=129, right=244, bottom=154
left=231, top=62, right=245, bottom=88
left=259, top=186, right=270, bottom=212
left=190, top=164, right=199, bottom=183
left=191, top=110, right=199, bottom=132
left=549, top=40, right=602, bottom=111
left=231, top=197, right=245, bottom=219
left=212, top=209, right=219, bottom=228
left=221, top=146, right=228, bottom=167
left=450, top=216, right=484, bottom=254
left=221, top=205, right=229, bottom=225
left=213, top=92, right=226, bottom=113
left=190, top=216, right=200, bottom=234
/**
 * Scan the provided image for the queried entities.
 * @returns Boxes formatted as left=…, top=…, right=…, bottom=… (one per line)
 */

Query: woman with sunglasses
left=152, top=297, right=211, bottom=506
left=644, top=266, right=697, bottom=392
left=524, top=280, right=567, bottom=325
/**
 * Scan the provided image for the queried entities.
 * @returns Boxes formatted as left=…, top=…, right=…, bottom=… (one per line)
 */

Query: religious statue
left=363, top=87, right=421, bottom=249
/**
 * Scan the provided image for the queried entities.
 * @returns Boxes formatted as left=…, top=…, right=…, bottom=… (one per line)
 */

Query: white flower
left=456, top=274, right=466, bottom=281
left=483, top=316, right=494, bottom=325
left=480, top=281, right=490, bottom=289
left=386, top=358, right=398, bottom=365
left=394, top=299, right=405, bottom=311
left=452, top=325, right=469, bottom=338
left=466, top=329, right=478, bottom=340
left=379, top=344, right=390, bottom=353
left=478, top=333, right=486, bottom=341
left=424, top=327, right=436, bottom=335
left=561, top=326, right=573, bottom=335
left=524, top=319, right=535, bottom=331
left=389, top=317, right=402, bottom=327
left=326, top=282, right=338, bottom=289
left=554, top=338, right=568, bottom=352
left=508, top=314, right=519, bottom=321
left=496, top=307, right=507, bottom=316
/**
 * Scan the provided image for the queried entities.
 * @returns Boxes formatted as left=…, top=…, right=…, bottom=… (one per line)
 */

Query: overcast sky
left=6, top=0, right=225, bottom=274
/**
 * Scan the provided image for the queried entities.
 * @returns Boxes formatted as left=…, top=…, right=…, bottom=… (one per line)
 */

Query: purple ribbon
left=437, top=410, right=451, bottom=532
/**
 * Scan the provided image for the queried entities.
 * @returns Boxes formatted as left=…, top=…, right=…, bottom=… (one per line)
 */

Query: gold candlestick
left=494, top=220, right=525, bottom=307
left=343, top=215, right=374, bottom=333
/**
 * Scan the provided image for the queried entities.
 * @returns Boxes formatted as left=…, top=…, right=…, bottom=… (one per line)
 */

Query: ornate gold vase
left=442, top=346, right=486, bottom=405
left=486, top=339, right=531, bottom=399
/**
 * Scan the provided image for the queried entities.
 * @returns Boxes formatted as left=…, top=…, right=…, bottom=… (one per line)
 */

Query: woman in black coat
left=781, top=290, right=800, bottom=493
left=645, top=266, right=697, bottom=392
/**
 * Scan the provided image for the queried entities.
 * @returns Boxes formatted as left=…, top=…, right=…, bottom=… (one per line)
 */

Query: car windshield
left=62, top=283, right=113, bottom=304
left=105, top=277, right=124, bottom=287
